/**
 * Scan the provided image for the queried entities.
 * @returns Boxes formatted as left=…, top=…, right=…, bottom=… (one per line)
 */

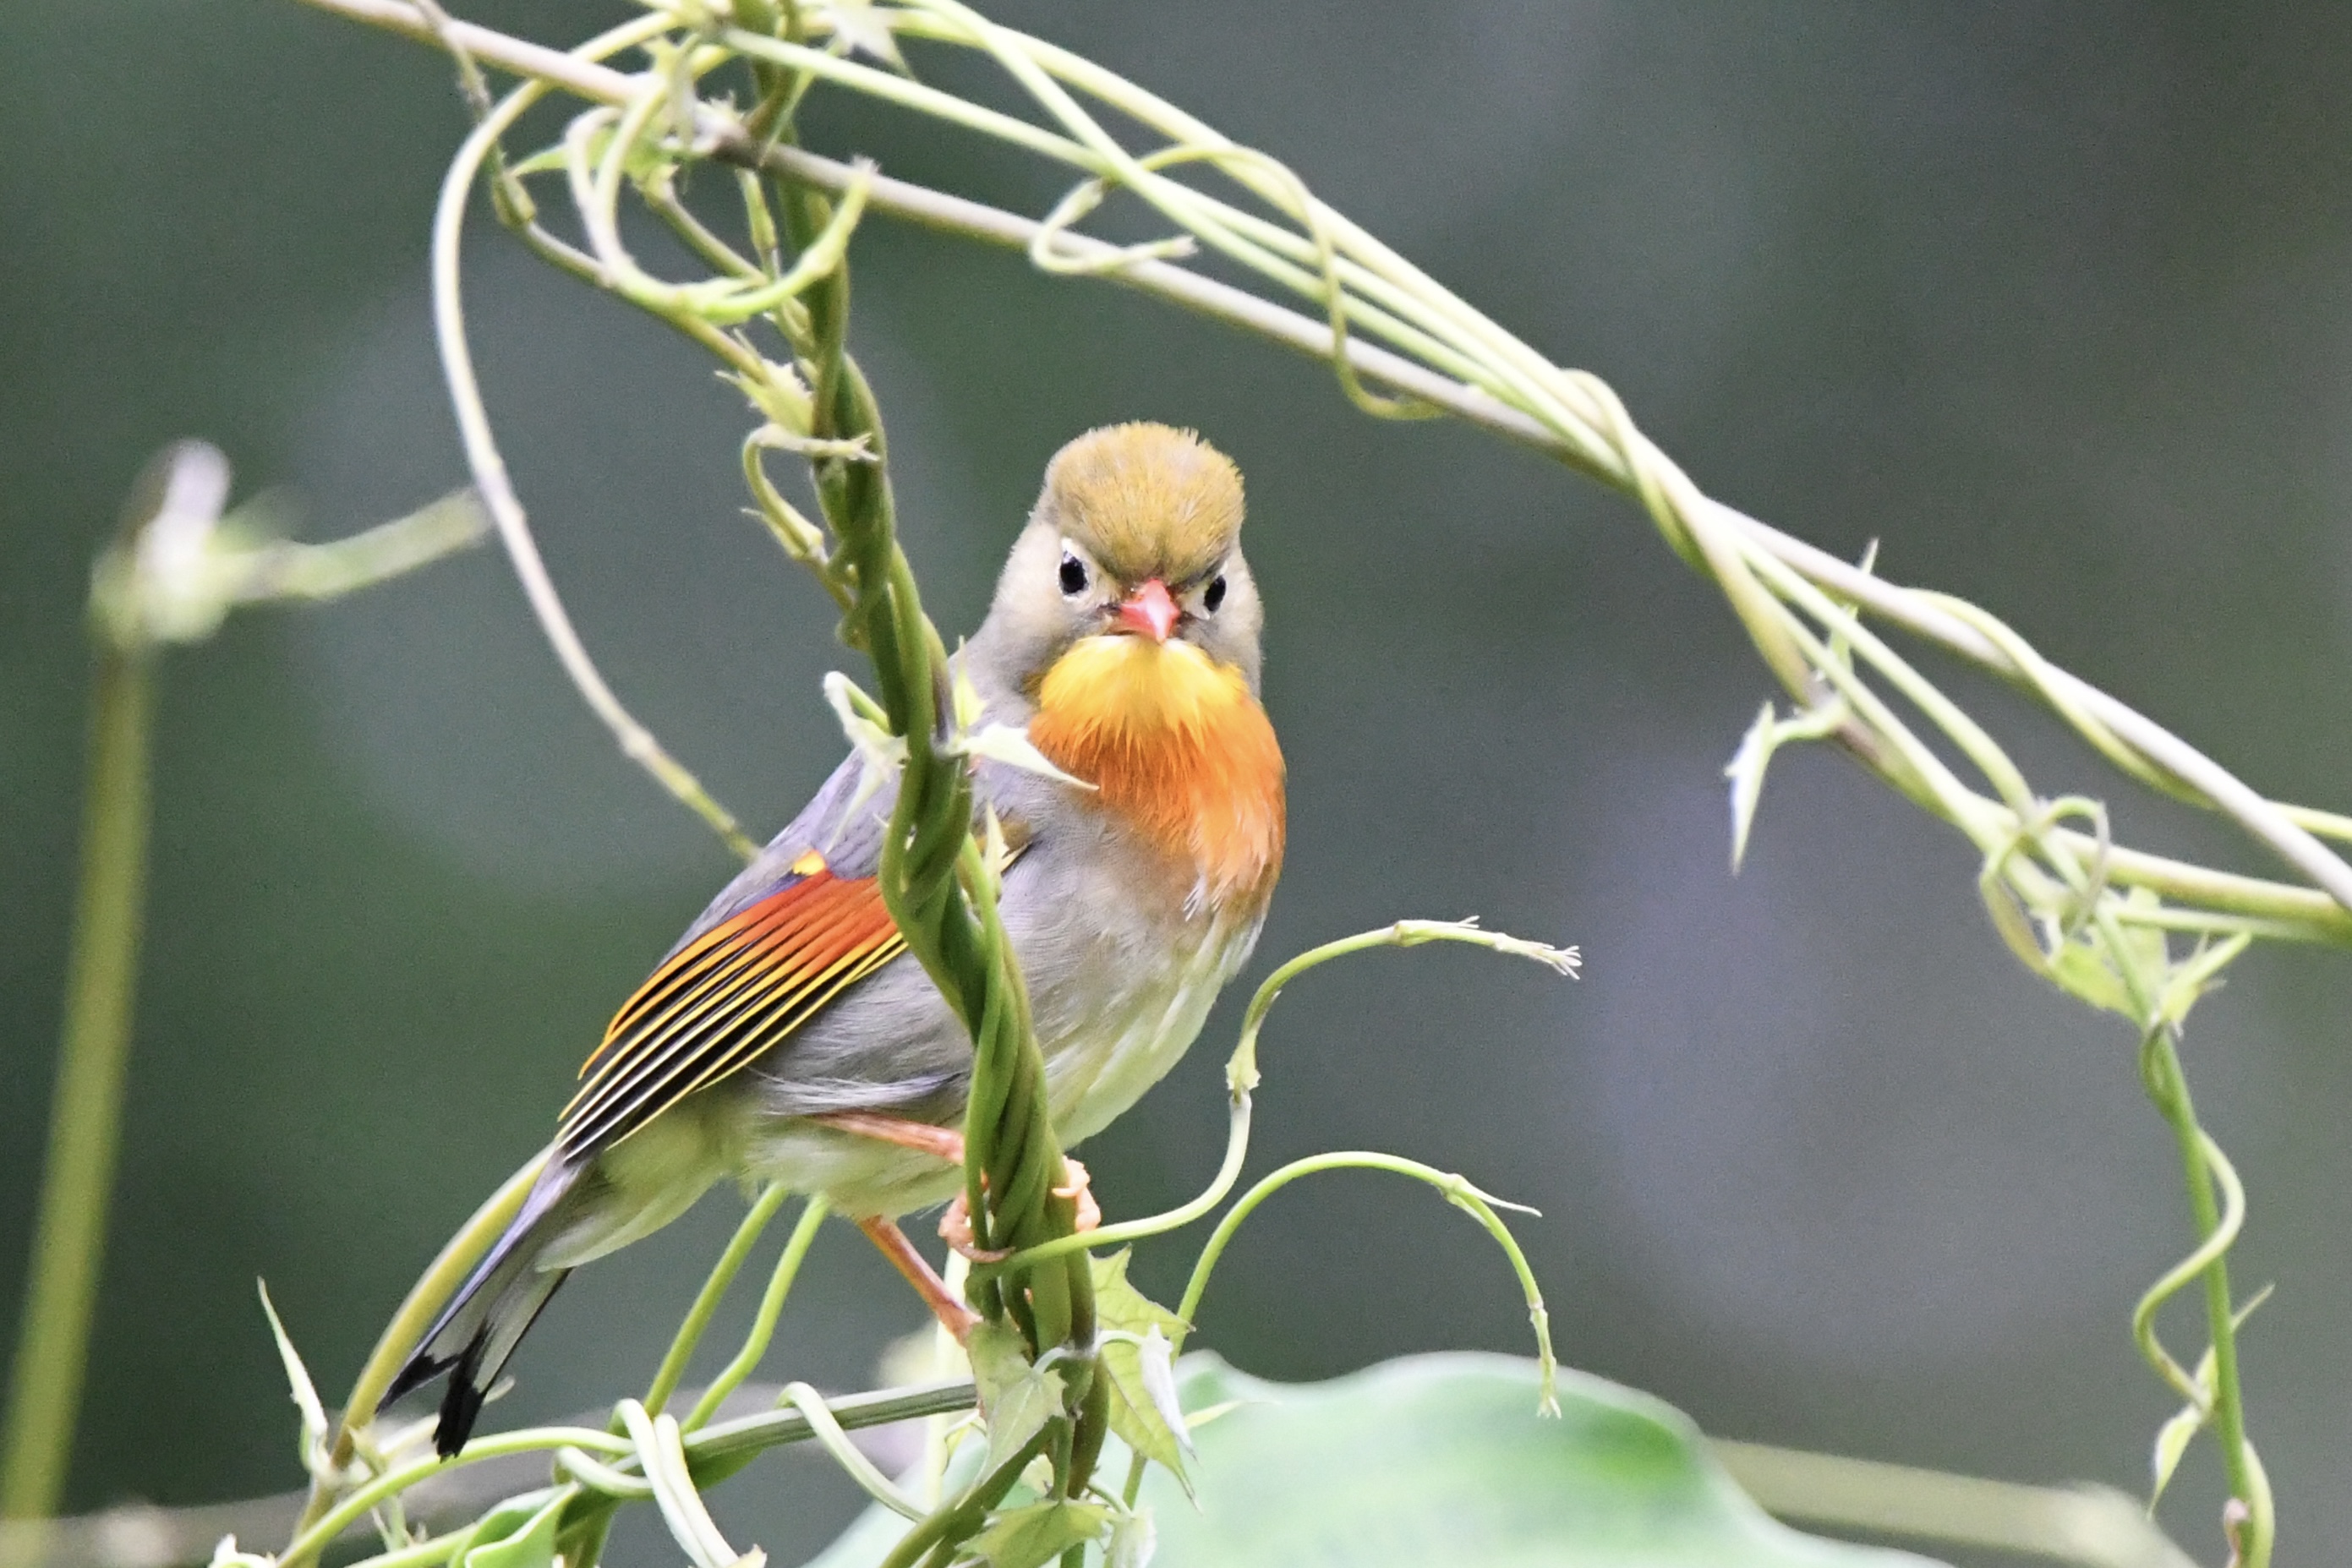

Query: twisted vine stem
left=731, top=4, right=1102, bottom=1505
left=286, top=9, right=1099, bottom=1565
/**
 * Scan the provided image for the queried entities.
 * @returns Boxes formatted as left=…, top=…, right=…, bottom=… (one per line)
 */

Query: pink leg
left=812, top=1110, right=965, bottom=1162
left=810, top=1111, right=1100, bottom=1260
left=856, top=1216, right=982, bottom=1342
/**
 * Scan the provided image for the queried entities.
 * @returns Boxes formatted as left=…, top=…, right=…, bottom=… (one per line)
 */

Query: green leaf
left=1090, top=1253, right=1194, bottom=1492
left=982, top=1362, right=1067, bottom=1480
left=254, top=1280, right=327, bottom=1456
left=2148, top=1401, right=2203, bottom=1505
left=2046, top=936, right=2137, bottom=1019
left=965, top=1317, right=1069, bottom=1482
left=1725, top=702, right=1781, bottom=872
left=966, top=1501, right=1109, bottom=1568
left=1724, top=700, right=1846, bottom=872
left=968, top=1319, right=1039, bottom=1414
left=459, top=1490, right=566, bottom=1568
left=1091, top=1251, right=1189, bottom=1340
left=1135, top=1354, right=1936, bottom=1568
left=804, top=1353, right=1942, bottom=1568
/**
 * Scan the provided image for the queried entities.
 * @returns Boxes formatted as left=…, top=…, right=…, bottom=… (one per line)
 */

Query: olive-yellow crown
left=1040, top=423, right=1244, bottom=587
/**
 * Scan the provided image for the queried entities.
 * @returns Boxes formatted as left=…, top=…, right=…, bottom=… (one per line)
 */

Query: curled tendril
left=2133, top=1026, right=2273, bottom=1561
left=2131, top=1118, right=2244, bottom=1404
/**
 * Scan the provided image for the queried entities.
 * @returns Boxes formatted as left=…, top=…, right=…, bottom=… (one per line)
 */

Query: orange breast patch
left=1029, top=636, right=1285, bottom=904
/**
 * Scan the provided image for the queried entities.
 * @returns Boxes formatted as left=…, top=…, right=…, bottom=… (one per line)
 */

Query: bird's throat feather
left=1030, top=636, right=1284, bottom=904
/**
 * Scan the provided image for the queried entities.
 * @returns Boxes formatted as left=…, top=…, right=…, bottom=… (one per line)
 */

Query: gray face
left=971, top=517, right=1266, bottom=702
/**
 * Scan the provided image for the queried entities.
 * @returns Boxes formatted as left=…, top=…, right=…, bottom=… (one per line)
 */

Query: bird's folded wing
left=555, top=850, right=906, bottom=1158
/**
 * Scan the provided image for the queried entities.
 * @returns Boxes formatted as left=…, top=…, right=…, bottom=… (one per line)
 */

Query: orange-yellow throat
left=1030, top=635, right=1284, bottom=905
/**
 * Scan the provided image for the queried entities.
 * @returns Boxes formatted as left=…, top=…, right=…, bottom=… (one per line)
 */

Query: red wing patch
left=556, top=858, right=906, bottom=1157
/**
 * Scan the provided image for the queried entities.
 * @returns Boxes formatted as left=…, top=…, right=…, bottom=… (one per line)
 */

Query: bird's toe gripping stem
left=808, top=1110, right=1101, bottom=1265
left=936, top=1158, right=1098, bottom=1262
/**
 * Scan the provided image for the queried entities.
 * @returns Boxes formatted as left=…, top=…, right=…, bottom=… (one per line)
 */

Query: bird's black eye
left=1058, top=551, right=1089, bottom=596
left=1202, top=573, right=1227, bottom=614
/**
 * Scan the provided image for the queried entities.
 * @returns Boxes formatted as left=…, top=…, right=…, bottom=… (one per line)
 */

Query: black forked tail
left=385, top=1159, right=581, bottom=1457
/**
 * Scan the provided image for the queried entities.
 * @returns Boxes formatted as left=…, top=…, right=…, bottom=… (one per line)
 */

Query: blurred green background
left=8, top=2, right=2352, bottom=1559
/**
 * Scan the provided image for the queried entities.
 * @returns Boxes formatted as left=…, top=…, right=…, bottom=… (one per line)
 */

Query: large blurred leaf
left=1143, top=1353, right=1936, bottom=1567
left=800, top=1352, right=1940, bottom=1568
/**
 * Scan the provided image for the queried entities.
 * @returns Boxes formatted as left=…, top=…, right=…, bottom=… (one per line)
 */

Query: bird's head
left=974, top=422, right=1262, bottom=702
left=974, top=423, right=1283, bottom=899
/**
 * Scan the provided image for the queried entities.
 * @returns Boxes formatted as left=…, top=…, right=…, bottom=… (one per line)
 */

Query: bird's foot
left=937, top=1197, right=1013, bottom=1264
left=812, top=1114, right=1097, bottom=1260
left=1054, top=1158, right=1102, bottom=1232
left=937, top=1158, right=1099, bottom=1262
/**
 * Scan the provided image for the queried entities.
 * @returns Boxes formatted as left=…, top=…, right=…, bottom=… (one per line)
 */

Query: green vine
left=2, top=448, right=486, bottom=1536
left=55, top=3, right=2324, bottom=1564
left=252, top=46, right=1581, bottom=1554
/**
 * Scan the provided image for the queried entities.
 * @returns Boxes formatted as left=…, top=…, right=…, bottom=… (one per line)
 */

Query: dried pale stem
left=235, top=492, right=489, bottom=604
left=293, top=0, right=2352, bottom=932
left=427, top=12, right=758, bottom=861
left=776, top=1382, right=927, bottom=1519
left=7, top=462, right=487, bottom=1540
left=1712, top=1441, right=2198, bottom=1568
left=288, top=1380, right=982, bottom=1568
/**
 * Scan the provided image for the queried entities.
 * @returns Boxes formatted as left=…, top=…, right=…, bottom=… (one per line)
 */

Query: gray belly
left=734, top=822, right=1260, bottom=1216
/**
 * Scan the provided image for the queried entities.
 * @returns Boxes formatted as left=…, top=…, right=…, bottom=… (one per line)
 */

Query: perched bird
left=386, top=423, right=1285, bottom=1455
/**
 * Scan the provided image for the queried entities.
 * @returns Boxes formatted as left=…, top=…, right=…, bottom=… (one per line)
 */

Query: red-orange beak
left=1113, top=578, right=1179, bottom=642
